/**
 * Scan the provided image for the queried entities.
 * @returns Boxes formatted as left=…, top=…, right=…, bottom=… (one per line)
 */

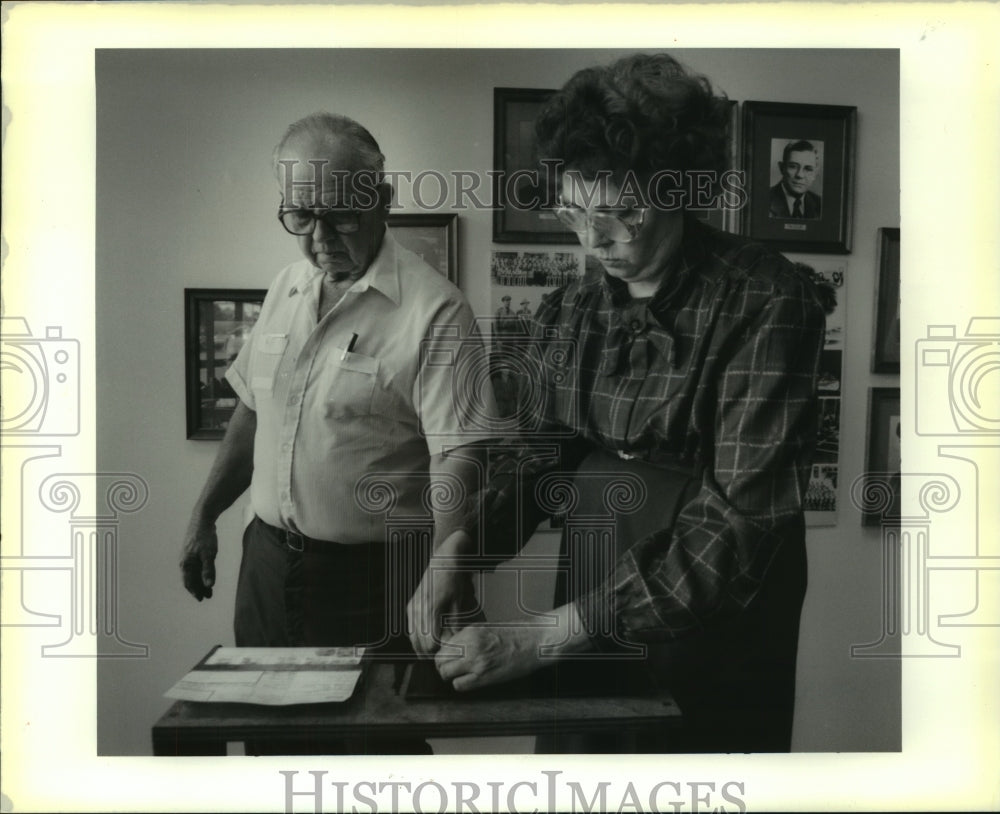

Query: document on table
left=203, top=646, right=363, bottom=668
left=165, top=647, right=365, bottom=705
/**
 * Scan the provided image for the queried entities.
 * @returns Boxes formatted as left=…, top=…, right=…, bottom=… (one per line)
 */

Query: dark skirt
left=544, top=448, right=807, bottom=753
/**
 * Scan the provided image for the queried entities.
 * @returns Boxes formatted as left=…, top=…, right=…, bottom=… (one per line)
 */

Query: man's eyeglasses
left=277, top=202, right=362, bottom=236
left=552, top=204, right=647, bottom=243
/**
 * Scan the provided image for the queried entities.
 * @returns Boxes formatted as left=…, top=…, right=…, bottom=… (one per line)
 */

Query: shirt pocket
left=325, top=351, right=379, bottom=418
left=251, top=333, right=289, bottom=393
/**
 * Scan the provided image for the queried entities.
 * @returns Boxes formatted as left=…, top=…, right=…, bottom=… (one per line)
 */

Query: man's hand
left=407, top=555, right=480, bottom=655
left=434, top=603, right=592, bottom=691
left=407, top=530, right=481, bottom=655
left=179, top=401, right=255, bottom=601
left=181, top=522, right=218, bottom=600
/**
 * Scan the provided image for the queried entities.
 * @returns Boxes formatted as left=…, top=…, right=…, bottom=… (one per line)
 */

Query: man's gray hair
left=272, top=112, right=385, bottom=175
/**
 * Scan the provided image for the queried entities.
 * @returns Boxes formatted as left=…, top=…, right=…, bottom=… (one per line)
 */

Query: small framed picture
left=184, top=288, right=265, bottom=440
left=742, top=102, right=857, bottom=253
left=862, top=387, right=902, bottom=526
left=872, top=227, right=901, bottom=374
left=492, top=87, right=576, bottom=244
left=387, top=213, right=459, bottom=285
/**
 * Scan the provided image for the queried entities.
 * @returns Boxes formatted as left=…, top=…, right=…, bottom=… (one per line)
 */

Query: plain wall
left=95, top=48, right=900, bottom=755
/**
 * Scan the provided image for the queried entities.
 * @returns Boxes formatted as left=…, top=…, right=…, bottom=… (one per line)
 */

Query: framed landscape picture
left=388, top=213, right=459, bottom=284
left=742, top=101, right=857, bottom=253
left=184, top=288, right=265, bottom=440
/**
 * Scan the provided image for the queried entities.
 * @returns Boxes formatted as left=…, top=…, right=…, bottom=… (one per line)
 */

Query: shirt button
left=629, top=319, right=643, bottom=333
left=282, top=443, right=291, bottom=452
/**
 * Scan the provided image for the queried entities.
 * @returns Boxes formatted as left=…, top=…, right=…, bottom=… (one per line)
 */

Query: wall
left=96, top=48, right=900, bottom=755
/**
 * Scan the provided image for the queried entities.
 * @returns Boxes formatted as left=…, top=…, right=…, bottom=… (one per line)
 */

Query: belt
left=256, top=517, right=336, bottom=553
left=255, top=517, right=386, bottom=559
left=608, top=446, right=701, bottom=476
left=284, top=528, right=306, bottom=553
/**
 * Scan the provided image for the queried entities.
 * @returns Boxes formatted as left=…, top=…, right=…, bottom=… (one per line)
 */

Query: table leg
left=152, top=729, right=226, bottom=756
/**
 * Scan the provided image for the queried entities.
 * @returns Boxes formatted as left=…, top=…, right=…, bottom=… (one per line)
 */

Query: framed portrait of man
left=743, top=102, right=857, bottom=253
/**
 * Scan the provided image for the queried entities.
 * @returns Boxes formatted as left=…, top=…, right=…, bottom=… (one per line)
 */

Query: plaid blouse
left=469, top=217, right=827, bottom=644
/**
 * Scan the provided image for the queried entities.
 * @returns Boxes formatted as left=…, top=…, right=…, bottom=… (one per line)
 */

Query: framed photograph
left=490, top=249, right=582, bottom=420
left=872, top=227, right=901, bottom=373
left=690, top=98, right=742, bottom=235
left=742, top=102, right=857, bottom=253
left=184, top=288, right=265, bottom=440
left=862, top=387, right=902, bottom=526
left=387, top=213, right=459, bottom=285
left=492, top=87, right=576, bottom=244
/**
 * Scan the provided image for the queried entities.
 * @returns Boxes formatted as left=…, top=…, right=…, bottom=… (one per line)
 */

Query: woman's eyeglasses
left=553, top=205, right=647, bottom=243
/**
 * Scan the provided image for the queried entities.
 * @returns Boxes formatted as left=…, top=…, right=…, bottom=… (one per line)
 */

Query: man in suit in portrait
left=769, top=139, right=822, bottom=220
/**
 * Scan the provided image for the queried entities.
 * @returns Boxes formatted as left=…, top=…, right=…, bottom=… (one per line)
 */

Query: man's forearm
left=190, top=401, right=256, bottom=526
left=428, top=446, right=485, bottom=553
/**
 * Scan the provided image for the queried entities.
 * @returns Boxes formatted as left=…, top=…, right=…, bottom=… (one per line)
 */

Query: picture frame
left=489, top=248, right=583, bottom=423
left=492, top=87, right=576, bottom=244
left=872, top=227, right=901, bottom=374
left=387, top=212, right=459, bottom=285
left=184, top=288, right=265, bottom=440
left=742, top=101, right=857, bottom=253
left=690, top=98, right=742, bottom=235
left=862, top=387, right=902, bottom=526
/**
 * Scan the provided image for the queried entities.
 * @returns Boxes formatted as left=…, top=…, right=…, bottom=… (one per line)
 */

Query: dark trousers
left=234, top=516, right=430, bottom=754
left=542, top=449, right=807, bottom=754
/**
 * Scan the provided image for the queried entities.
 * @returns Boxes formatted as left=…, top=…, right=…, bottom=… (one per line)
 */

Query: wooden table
left=152, top=659, right=681, bottom=755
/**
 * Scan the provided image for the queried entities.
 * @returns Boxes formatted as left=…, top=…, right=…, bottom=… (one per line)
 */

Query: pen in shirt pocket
left=341, top=332, right=359, bottom=360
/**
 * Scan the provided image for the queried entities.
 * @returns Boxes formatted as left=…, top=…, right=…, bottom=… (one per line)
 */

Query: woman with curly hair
left=415, top=53, right=830, bottom=753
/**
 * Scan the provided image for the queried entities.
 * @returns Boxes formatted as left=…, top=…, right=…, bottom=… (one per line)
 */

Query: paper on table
left=203, top=647, right=364, bottom=668
left=165, top=668, right=363, bottom=705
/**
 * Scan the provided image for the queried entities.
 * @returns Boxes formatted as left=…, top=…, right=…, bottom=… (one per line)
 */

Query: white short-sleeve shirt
left=226, top=232, right=497, bottom=543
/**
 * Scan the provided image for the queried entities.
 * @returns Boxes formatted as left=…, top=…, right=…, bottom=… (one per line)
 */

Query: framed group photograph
left=492, top=87, right=576, bottom=244
left=742, top=101, right=857, bottom=253
left=690, top=97, right=742, bottom=235
left=862, top=387, right=902, bottom=526
left=388, top=212, right=459, bottom=284
left=872, top=227, right=901, bottom=373
left=184, top=288, right=265, bottom=440
left=489, top=247, right=582, bottom=421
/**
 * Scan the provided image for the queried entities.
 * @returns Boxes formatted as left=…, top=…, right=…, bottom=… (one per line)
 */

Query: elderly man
left=769, top=139, right=823, bottom=220
left=181, top=113, right=490, bottom=675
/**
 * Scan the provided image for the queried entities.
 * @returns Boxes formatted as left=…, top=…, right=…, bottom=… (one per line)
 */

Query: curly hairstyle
left=535, top=53, right=731, bottom=186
